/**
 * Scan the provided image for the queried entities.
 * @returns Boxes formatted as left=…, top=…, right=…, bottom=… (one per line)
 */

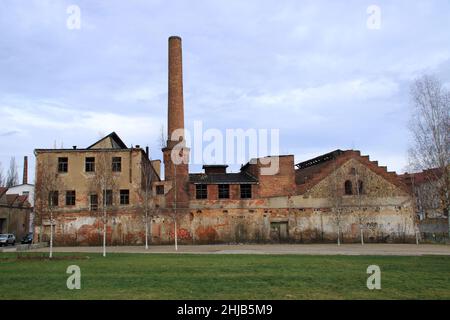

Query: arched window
left=358, top=180, right=364, bottom=195
left=344, top=180, right=353, bottom=195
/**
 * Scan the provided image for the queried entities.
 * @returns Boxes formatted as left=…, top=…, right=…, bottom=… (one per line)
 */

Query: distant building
left=0, top=187, right=31, bottom=239
left=6, top=156, right=35, bottom=207
left=400, top=168, right=447, bottom=220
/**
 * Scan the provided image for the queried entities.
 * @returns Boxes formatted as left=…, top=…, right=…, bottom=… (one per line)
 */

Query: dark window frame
left=85, top=157, right=95, bottom=172
left=65, top=190, right=76, bottom=206
left=240, top=184, right=252, bottom=199
left=196, top=184, right=208, bottom=199
left=103, top=189, right=113, bottom=206
left=48, top=191, right=59, bottom=207
left=357, top=180, right=364, bottom=195
left=218, top=184, right=230, bottom=199
left=90, top=194, right=98, bottom=211
left=58, top=157, right=68, bottom=173
left=120, top=189, right=130, bottom=205
left=344, top=180, right=353, bottom=195
left=112, top=157, right=122, bottom=172
left=156, top=185, right=164, bottom=195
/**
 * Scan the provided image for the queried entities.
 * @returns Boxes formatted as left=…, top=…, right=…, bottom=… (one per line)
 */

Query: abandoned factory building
left=34, top=36, right=416, bottom=245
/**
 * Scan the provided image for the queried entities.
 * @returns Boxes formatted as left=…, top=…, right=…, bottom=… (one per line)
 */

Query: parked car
left=0, top=234, right=16, bottom=246
left=21, top=233, right=33, bottom=244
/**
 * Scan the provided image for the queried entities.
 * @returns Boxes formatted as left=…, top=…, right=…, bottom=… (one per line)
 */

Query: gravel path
left=28, top=243, right=450, bottom=256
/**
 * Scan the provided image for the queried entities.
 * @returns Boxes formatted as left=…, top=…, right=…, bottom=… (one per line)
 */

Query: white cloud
left=250, top=78, right=399, bottom=107
left=0, top=98, right=164, bottom=148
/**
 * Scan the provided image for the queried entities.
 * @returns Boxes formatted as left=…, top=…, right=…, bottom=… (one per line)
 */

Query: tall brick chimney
left=23, top=156, right=28, bottom=185
left=167, top=36, right=185, bottom=145
left=162, top=36, right=190, bottom=208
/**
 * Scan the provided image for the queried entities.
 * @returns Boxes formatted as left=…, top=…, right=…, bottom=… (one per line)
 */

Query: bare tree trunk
left=337, top=223, right=341, bottom=246
left=174, top=163, right=178, bottom=251
left=145, top=210, right=149, bottom=250
left=174, top=218, right=178, bottom=251
left=49, top=212, right=53, bottom=259
left=102, top=207, right=106, bottom=257
left=360, top=226, right=364, bottom=245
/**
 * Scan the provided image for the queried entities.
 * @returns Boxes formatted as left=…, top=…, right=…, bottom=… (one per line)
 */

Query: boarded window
left=112, top=157, right=122, bottom=172
left=85, top=157, right=95, bottom=172
left=58, top=157, right=68, bottom=173
left=90, top=194, right=98, bottom=211
left=156, top=185, right=164, bottom=195
left=240, top=184, right=252, bottom=199
left=218, top=184, right=230, bottom=199
left=120, top=189, right=130, bottom=205
left=66, top=190, right=76, bottom=206
left=344, top=180, right=353, bottom=195
left=48, top=191, right=59, bottom=207
left=196, top=184, right=207, bottom=199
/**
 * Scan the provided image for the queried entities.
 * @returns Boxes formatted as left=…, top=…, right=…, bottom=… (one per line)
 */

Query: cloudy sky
left=1, top=0, right=449, bottom=182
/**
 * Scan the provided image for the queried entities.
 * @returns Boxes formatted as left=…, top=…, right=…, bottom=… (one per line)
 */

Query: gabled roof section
left=87, top=132, right=128, bottom=150
left=295, top=149, right=344, bottom=169
left=296, top=150, right=410, bottom=194
left=0, top=188, right=31, bottom=208
left=6, top=194, right=19, bottom=206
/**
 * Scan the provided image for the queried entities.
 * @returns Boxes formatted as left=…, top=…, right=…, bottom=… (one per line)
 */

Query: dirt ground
left=28, top=243, right=450, bottom=256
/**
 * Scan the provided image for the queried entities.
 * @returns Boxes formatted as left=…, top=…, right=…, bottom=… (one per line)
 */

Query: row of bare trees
left=0, top=157, right=20, bottom=187
left=34, top=150, right=182, bottom=258
left=408, top=75, right=449, bottom=238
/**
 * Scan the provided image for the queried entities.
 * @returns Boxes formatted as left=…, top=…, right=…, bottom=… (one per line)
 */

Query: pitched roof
left=189, top=172, right=258, bottom=184
left=399, top=168, right=443, bottom=192
left=6, top=194, right=19, bottom=205
left=87, top=132, right=128, bottom=149
left=0, top=189, right=31, bottom=208
left=296, top=150, right=409, bottom=194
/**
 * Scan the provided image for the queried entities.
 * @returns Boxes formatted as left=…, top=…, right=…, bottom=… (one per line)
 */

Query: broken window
left=85, top=157, right=95, bottom=172
left=90, top=194, right=98, bottom=211
left=66, top=190, right=76, bottom=206
left=240, top=184, right=252, bottom=199
left=344, top=180, right=353, bottom=195
left=48, top=191, right=59, bottom=207
left=120, top=189, right=130, bottom=205
left=218, top=184, right=230, bottom=199
left=103, top=189, right=113, bottom=206
left=58, top=157, right=68, bottom=173
left=156, top=185, right=164, bottom=195
left=358, top=180, right=364, bottom=195
left=112, top=157, right=122, bottom=172
left=196, top=184, right=207, bottom=199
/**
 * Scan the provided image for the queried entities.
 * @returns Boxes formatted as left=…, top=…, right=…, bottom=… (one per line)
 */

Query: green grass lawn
left=1, top=252, right=449, bottom=299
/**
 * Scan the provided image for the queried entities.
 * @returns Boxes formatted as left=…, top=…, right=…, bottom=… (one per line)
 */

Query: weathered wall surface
left=35, top=193, right=415, bottom=245
left=34, top=153, right=416, bottom=245
left=0, top=206, right=30, bottom=239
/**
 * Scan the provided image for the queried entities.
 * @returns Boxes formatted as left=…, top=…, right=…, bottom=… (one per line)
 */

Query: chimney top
left=203, top=165, right=228, bottom=175
left=23, top=156, right=28, bottom=185
left=72, top=146, right=77, bottom=149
